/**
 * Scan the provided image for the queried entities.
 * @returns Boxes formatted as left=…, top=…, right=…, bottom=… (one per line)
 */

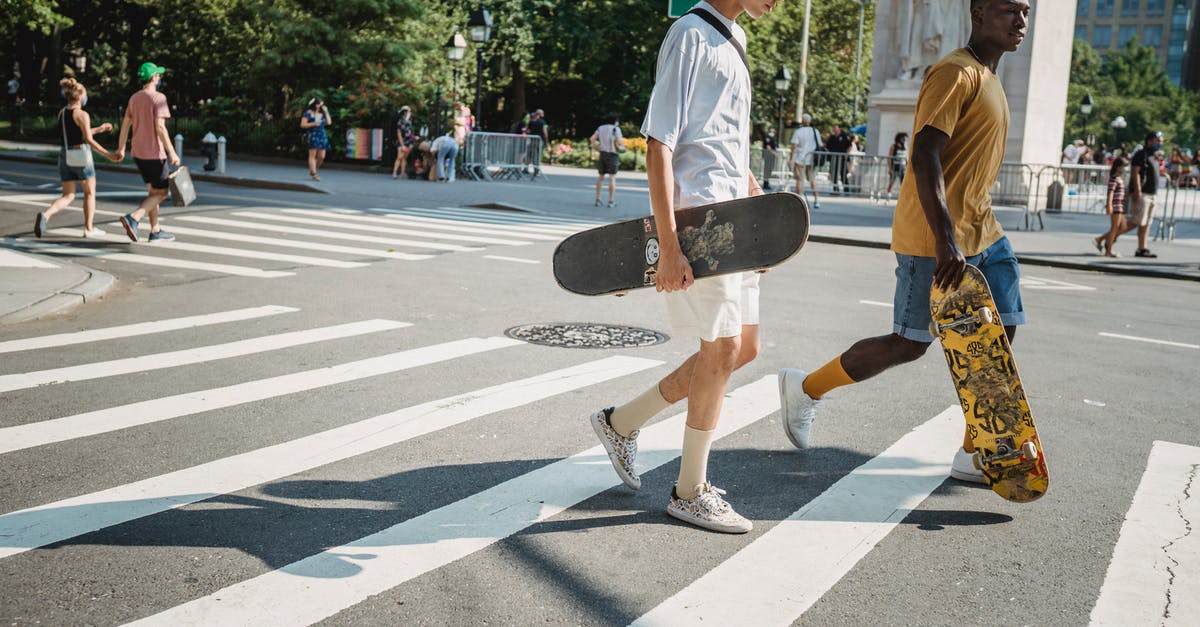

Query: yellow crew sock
left=610, top=384, right=672, bottom=437
left=676, top=426, right=715, bottom=500
left=802, top=355, right=856, bottom=400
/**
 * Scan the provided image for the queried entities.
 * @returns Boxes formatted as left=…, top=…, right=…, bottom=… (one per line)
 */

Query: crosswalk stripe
left=366, top=206, right=585, bottom=236
left=0, top=305, right=298, bottom=354
left=0, top=355, right=662, bottom=560
left=44, top=228, right=370, bottom=268
left=232, top=211, right=534, bottom=247
left=1089, top=440, right=1200, bottom=626
left=129, top=376, right=776, bottom=626
left=631, top=405, right=963, bottom=627
left=0, top=248, right=58, bottom=268
left=1, top=238, right=295, bottom=278
left=175, top=216, right=483, bottom=253
left=484, top=255, right=541, bottom=264
left=160, top=225, right=434, bottom=261
left=431, top=206, right=599, bottom=227
left=280, top=208, right=564, bottom=241
left=0, top=319, right=409, bottom=393
left=395, top=207, right=593, bottom=233
left=0, top=336, right=520, bottom=455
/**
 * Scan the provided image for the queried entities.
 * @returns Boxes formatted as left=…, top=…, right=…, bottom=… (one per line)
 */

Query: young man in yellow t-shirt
left=777, top=0, right=1032, bottom=482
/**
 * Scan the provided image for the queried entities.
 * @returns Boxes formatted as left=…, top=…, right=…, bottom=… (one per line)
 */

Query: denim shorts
left=58, top=152, right=95, bottom=182
left=893, top=236, right=1025, bottom=343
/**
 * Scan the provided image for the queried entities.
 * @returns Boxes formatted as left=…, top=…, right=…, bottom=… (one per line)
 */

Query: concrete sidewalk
left=2, top=139, right=1197, bottom=325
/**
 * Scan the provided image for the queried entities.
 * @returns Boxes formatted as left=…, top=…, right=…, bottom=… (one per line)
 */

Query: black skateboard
left=553, top=192, right=810, bottom=296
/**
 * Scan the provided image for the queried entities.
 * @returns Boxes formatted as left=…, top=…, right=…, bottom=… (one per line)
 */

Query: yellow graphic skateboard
left=930, top=264, right=1049, bottom=503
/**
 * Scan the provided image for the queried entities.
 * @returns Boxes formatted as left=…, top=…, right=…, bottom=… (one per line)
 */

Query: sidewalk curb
left=807, top=234, right=1200, bottom=282
left=0, top=267, right=115, bottom=325
left=0, top=153, right=324, bottom=194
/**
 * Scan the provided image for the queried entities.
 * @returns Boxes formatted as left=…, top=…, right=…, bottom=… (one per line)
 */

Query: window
left=1122, top=0, right=1141, bottom=16
left=1144, top=24, right=1164, bottom=46
left=1093, top=25, right=1113, bottom=47
left=1096, top=0, right=1114, bottom=16
left=1118, top=25, right=1138, bottom=46
left=1076, top=25, right=1089, bottom=41
left=1078, top=0, right=1090, bottom=16
left=1146, top=0, right=1166, bottom=16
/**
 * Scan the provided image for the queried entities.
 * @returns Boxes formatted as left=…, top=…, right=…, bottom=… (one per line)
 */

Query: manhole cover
left=505, top=323, right=669, bottom=348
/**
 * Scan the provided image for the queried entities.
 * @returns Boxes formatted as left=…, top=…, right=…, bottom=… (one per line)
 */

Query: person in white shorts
left=790, top=113, right=823, bottom=209
left=587, top=0, right=778, bottom=535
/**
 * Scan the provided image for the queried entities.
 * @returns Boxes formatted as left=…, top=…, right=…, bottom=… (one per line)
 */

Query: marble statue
left=895, top=0, right=973, bottom=80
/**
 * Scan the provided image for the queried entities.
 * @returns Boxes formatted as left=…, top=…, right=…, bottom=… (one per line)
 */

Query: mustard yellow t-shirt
left=891, top=49, right=1009, bottom=258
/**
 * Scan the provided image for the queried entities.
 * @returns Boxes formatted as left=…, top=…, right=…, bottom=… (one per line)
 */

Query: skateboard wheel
left=976, top=307, right=994, bottom=325
left=972, top=452, right=983, bottom=471
left=1022, top=440, right=1038, bottom=460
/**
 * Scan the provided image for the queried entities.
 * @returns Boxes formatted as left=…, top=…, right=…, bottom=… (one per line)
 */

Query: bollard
left=201, top=132, right=217, bottom=171
left=217, top=136, right=226, bottom=174
left=173, top=134, right=184, bottom=161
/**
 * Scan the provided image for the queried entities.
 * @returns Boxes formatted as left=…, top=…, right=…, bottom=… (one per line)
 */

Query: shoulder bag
left=61, top=108, right=93, bottom=169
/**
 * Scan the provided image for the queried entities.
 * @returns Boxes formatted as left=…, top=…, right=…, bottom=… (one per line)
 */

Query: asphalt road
left=1, top=160, right=1198, bottom=626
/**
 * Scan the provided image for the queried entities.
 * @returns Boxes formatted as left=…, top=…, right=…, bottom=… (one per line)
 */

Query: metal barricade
left=461, top=131, right=546, bottom=181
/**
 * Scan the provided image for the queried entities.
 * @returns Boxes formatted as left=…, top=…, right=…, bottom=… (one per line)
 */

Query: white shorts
left=664, top=271, right=760, bottom=342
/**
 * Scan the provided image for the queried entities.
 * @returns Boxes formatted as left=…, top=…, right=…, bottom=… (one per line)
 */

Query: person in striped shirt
left=1095, top=156, right=1130, bottom=258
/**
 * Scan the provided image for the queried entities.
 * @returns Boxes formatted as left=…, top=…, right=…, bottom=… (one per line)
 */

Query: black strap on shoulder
left=686, top=7, right=750, bottom=75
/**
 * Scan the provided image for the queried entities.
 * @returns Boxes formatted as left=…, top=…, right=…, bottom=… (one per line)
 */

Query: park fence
left=750, top=148, right=1199, bottom=240
left=461, top=132, right=545, bottom=181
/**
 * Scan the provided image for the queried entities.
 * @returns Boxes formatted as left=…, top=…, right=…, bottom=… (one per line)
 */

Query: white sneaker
left=82, top=227, right=106, bottom=238
left=950, top=448, right=987, bottom=484
left=779, top=368, right=822, bottom=448
left=589, top=408, right=640, bottom=489
left=667, top=483, right=752, bottom=534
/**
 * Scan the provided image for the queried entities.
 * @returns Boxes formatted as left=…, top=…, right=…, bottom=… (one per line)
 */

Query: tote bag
left=60, top=108, right=93, bottom=169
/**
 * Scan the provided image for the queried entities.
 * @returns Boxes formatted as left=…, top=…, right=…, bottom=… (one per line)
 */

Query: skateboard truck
left=971, top=436, right=1039, bottom=470
left=929, top=306, right=994, bottom=338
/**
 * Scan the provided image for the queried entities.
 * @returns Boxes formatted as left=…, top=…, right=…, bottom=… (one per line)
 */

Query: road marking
left=0, top=319, right=409, bottom=394
left=632, top=405, right=963, bottom=627
left=127, top=376, right=775, bottom=626
left=0, top=336, right=518, bottom=454
left=281, top=208, right=564, bottom=241
left=859, top=299, right=892, bottom=308
left=1098, top=332, right=1199, bottom=350
left=0, top=248, right=58, bottom=268
left=1090, top=441, right=1200, bottom=626
left=432, top=205, right=599, bottom=227
left=44, top=228, right=370, bottom=268
left=483, top=255, right=541, bottom=264
left=374, top=206, right=586, bottom=236
left=0, top=355, right=662, bottom=560
left=1020, top=276, right=1096, bottom=291
left=231, top=211, right=534, bottom=246
left=160, top=225, right=434, bottom=261
left=2, top=238, right=295, bottom=278
left=176, top=216, right=482, bottom=252
left=0, top=305, right=297, bottom=354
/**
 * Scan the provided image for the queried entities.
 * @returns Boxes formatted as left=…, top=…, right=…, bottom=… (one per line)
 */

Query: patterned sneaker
left=779, top=368, right=822, bottom=448
left=119, top=213, right=139, bottom=242
left=589, top=408, right=640, bottom=489
left=950, top=448, right=987, bottom=484
left=667, top=483, right=752, bottom=534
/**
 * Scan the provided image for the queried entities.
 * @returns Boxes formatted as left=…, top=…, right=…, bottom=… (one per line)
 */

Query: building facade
left=1074, top=0, right=1199, bottom=89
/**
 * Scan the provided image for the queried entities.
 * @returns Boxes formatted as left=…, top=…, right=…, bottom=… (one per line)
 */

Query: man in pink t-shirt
left=115, top=61, right=180, bottom=242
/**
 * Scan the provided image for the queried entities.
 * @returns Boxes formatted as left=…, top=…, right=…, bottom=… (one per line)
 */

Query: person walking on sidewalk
left=589, top=0, right=776, bottom=535
left=589, top=112, right=625, bottom=207
left=300, top=97, right=332, bottom=181
left=1126, top=131, right=1164, bottom=258
left=789, top=114, right=822, bottom=208
left=1094, top=156, right=1130, bottom=257
left=392, top=106, right=417, bottom=179
left=115, top=62, right=179, bottom=243
left=778, top=0, right=1031, bottom=484
left=33, top=77, right=120, bottom=239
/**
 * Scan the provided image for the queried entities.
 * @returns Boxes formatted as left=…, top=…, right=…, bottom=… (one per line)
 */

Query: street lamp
left=445, top=32, right=467, bottom=98
left=1080, top=93, right=1094, bottom=145
left=795, top=0, right=812, bottom=121
left=851, top=0, right=873, bottom=121
left=773, top=66, right=791, bottom=142
left=467, top=4, right=493, bottom=131
left=1111, top=115, right=1127, bottom=149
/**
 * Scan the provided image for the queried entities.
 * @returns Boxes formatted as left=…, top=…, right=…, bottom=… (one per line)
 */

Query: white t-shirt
left=641, top=2, right=751, bottom=208
left=594, top=123, right=624, bottom=153
left=790, top=125, right=822, bottom=165
left=1062, top=144, right=1080, bottom=164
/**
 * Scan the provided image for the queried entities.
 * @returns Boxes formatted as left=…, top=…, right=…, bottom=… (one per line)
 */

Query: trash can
left=1045, top=179, right=1064, bottom=212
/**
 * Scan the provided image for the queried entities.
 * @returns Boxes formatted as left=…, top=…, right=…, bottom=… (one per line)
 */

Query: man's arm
left=910, top=125, right=963, bottom=290
left=1129, top=162, right=1143, bottom=200
left=646, top=138, right=691, bottom=292
left=115, top=109, right=133, bottom=161
left=155, top=117, right=180, bottom=166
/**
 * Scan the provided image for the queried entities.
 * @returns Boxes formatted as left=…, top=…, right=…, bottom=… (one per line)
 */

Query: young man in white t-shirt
left=589, top=113, right=625, bottom=207
left=588, top=0, right=778, bottom=534
left=790, top=113, right=822, bottom=209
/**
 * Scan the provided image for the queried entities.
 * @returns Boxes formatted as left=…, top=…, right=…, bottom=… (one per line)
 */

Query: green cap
left=137, top=62, right=167, bottom=82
